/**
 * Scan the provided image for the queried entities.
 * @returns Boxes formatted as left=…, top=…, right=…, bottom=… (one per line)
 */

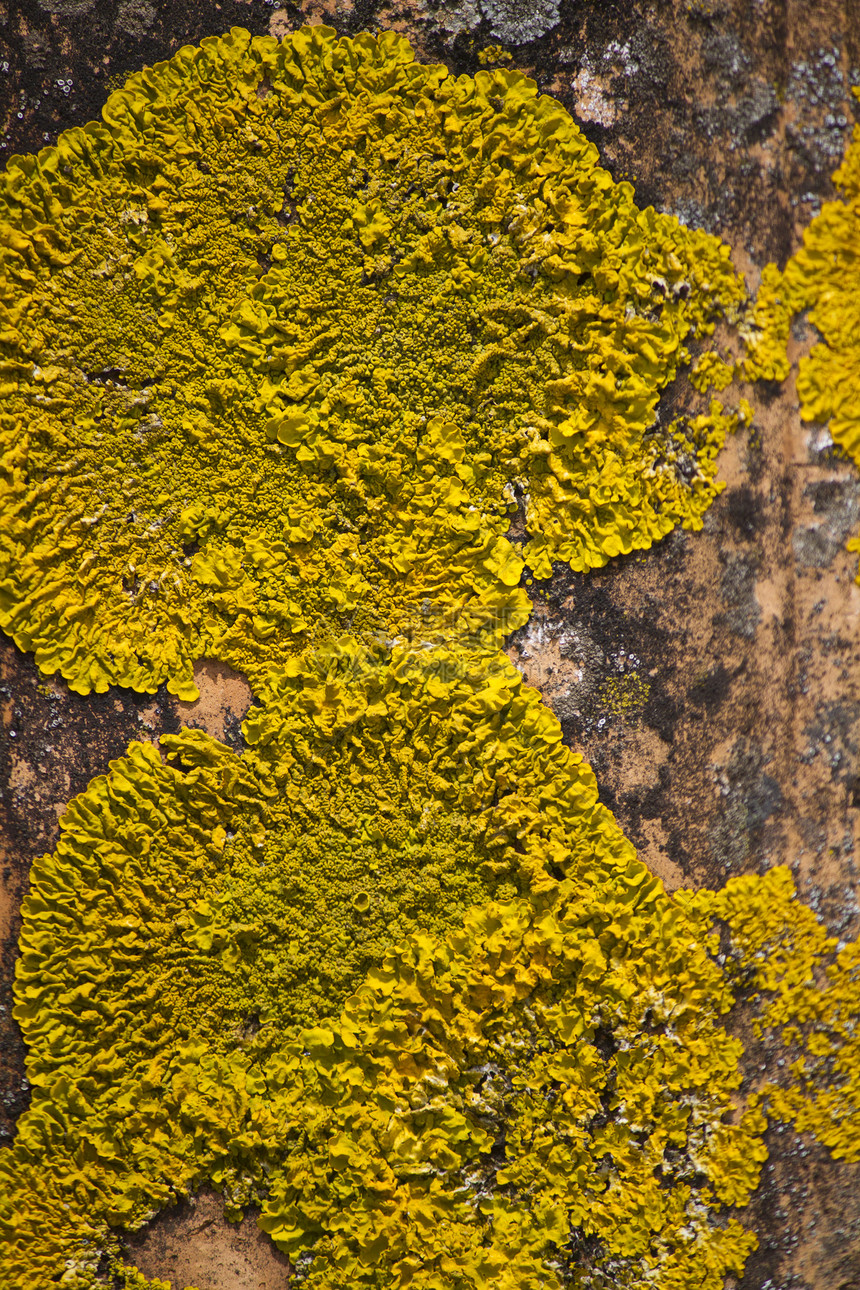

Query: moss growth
left=0, top=25, right=743, bottom=700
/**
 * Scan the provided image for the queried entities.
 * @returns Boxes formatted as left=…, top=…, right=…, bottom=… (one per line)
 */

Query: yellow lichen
left=744, top=94, right=860, bottom=571
left=0, top=642, right=764, bottom=1289
left=6, top=637, right=860, bottom=1289
left=690, top=348, right=735, bottom=393
left=0, top=25, right=743, bottom=700
left=598, top=669, right=651, bottom=717
left=4, top=26, right=860, bottom=1290
left=693, top=869, right=860, bottom=1163
left=477, top=44, right=513, bottom=66
left=254, top=894, right=765, bottom=1290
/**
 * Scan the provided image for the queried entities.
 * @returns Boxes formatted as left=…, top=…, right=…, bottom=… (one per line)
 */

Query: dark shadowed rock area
left=3, top=2, right=860, bottom=1287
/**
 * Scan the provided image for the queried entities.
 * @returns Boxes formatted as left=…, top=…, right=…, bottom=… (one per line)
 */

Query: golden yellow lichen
left=744, top=97, right=860, bottom=570
left=6, top=638, right=860, bottom=1290
left=691, top=868, right=860, bottom=1163
left=0, top=642, right=771, bottom=1289
left=477, top=44, right=514, bottom=66
left=255, top=887, right=765, bottom=1290
left=690, top=348, right=735, bottom=393
left=0, top=25, right=743, bottom=699
left=4, top=27, right=859, bottom=1290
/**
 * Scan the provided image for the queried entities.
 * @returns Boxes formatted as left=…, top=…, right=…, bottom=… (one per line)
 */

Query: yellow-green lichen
left=744, top=93, right=860, bottom=569
left=598, top=669, right=650, bottom=717
left=694, top=869, right=860, bottom=1163
left=0, top=643, right=615, bottom=1283
left=0, top=25, right=744, bottom=700
left=690, top=348, right=735, bottom=393
left=6, top=641, right=860, bottom=1290
left=254, top=886, right=766, bottom=1290
left=0, top=642, right=757, bottom=1288
left=477, top=44, right=514, bottom=66
left=5, top=26, right=859, bottom=1290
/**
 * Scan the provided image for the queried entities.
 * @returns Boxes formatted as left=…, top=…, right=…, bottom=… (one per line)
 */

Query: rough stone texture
left=3, top=2, right=860, bottom=1287
left=509, top=362, right=860, bottom=932
left=125, top=1189, right=291, bottom=1290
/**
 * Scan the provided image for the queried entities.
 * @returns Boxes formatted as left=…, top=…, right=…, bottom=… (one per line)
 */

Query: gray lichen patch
left=480, top=0, right=559, bottom=44
left=786, top=47, right=857, bottom=213
left=419, top=0, right=558, bottom=43
left=710, top=737, right=783, bottom=870
left=417, top=0, right=481, bottom=38
left=718, top=552, right=763, bottom=638
left=115, top=0, right=157, bottom=39
left=571, top=56, right=618, bottom=127
left=35, top=0, right=95, bottom=15
left=801, top=698, right=860, bottom=788
left=794, top=478, right=860, bottom=568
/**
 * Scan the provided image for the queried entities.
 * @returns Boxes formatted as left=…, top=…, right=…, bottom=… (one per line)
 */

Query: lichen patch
left=4, top=25, right=860, bottom=1290
left=745, top=100, right=860, bottom=576
left=0, top=23, right=744, bottom=700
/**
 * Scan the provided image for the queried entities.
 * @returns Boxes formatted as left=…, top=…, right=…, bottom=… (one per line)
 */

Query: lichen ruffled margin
left=737, top=83, right=860, bottom=1158
left=3, top=640, right=860, bottom=1290
left=0, top=643, right=801, bottom=1289
left=0, top=23, right=744, bottom=701
left=744, top=91, right=860, bottom=572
